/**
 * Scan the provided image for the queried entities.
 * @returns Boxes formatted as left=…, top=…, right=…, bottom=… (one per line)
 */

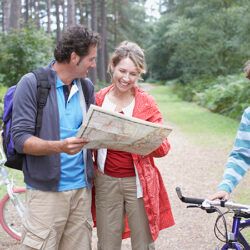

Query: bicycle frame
left=0, top=147, right=26, bottom=240
left=221, top=215, right=250, bottom=250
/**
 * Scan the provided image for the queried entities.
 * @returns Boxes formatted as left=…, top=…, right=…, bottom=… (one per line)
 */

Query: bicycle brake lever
left=205, top=208, right=216, bottom=213
left=187, top=205, right=199, bottom=208
left=186, top=204, right=216, bottom=213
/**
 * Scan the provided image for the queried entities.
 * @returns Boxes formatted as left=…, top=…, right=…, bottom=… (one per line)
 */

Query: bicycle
left=176, top=187, right=250, bottom=250
left=0, top=146, right=26, bottom=241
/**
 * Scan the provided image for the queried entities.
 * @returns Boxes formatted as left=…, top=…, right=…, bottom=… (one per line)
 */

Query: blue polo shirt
left=56, top=77, right=86, bottom=191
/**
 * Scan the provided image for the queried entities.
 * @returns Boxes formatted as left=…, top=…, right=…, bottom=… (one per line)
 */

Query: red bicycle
left=0, top=147, right=25, bottom=241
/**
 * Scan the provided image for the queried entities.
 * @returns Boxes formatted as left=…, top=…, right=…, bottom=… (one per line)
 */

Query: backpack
left=2, top=68, right=51, bottom=171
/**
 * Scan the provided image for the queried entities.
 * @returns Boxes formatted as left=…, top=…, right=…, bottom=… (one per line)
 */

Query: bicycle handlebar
left=176, top=187, right=250, bottom=213
left=176, top=187, right=204, bottom=205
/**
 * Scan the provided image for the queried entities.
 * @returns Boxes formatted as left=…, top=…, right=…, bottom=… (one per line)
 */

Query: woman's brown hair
left=108, top=41, right=147, bottom=77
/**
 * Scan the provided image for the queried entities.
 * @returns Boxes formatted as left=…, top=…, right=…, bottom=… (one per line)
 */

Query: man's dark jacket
left=12, top=65, right=94, bottom=191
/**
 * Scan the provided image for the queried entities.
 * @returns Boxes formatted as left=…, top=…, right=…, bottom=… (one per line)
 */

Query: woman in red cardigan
left=94, top=41, right=174, bottom=250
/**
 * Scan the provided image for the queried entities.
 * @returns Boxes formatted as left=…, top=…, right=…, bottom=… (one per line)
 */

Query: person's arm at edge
left=209, top=108, right=250, bottom=200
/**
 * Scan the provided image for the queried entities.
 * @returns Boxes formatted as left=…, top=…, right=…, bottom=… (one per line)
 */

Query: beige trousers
left=94, top=172, right=155, bottom=250
left=19, top=188, right=92, bottom=250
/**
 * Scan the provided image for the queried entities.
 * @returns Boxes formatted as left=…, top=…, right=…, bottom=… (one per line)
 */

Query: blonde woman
left=94, top=41, right=174, bottom=250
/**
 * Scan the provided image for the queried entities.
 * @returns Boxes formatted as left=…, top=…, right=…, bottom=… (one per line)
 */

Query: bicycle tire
left=0, top=187, right=26, bottom=241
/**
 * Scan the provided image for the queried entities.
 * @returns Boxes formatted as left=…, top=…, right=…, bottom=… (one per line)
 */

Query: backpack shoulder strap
left=32, top=67, right=51, bottom=136
left=80, top=78, right=94, bottom=108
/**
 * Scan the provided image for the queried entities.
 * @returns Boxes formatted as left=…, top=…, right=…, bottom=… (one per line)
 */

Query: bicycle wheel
left=0, top=187, right=26, bottom=240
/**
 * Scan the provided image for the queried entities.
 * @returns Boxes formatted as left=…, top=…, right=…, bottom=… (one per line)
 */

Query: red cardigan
left=94, top=85, right=175, bottom=241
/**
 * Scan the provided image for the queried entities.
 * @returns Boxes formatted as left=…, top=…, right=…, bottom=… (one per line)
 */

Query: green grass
left=0, top=84, right=7, bottom=98
left=150, top=85, right=239, bottom=147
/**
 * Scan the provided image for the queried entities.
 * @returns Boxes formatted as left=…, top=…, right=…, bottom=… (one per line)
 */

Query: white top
left=97, top=94, right=143, bottom=198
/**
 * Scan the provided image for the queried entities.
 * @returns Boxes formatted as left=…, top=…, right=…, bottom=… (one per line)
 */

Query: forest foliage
left=0, top=0, right=249, bottom=120
left=146, top=0, right=250, bottom=119
left=0, top=25, right=53, bottom=86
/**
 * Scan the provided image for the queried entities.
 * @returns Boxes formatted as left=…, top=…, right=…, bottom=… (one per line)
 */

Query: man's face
left=76, top=46, right=97, bottom=78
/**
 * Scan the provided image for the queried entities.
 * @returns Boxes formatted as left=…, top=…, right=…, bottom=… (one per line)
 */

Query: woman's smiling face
left=112, top=57, right=139, bottom=93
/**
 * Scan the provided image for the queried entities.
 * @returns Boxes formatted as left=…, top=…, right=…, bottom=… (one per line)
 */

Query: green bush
left=0, top=84, right=7, bottom=121
left=195, top=76, right=249, bottom=119
left=170, top=74, right=250, bottom=120
left=0, top=25, right=54, bottom=87
left=171, top=77, right=216, bottom=102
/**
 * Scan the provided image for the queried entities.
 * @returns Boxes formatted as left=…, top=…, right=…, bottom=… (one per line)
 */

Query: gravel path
left=0, top=122, right=240, bottom=250
left=1, top=86, right=248, bottom=249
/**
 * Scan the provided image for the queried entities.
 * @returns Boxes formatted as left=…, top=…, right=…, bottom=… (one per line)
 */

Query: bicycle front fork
left=221, top=216, right=249, bottom=250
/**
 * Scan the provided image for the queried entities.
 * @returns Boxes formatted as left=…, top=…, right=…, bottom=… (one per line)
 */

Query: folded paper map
left=77, top=104, right=172, bottom=155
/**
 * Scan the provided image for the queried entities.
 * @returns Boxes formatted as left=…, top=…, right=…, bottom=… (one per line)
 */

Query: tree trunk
left=34, top=0, right=40, bottom=28
left=89, top=0, right=98, bottom=84
left=55, top=0, right=61, bottom=42
left=24, top=0, right=29, bottom=24
left=67, top=0, right=76, bottom=26
left=76, top=0, right=84, bottom=25
left=10, top=0, right=21, bottom=30
left=113, top=0, right=118, bottom=47
left=47, top=0, right=51, bottom=33
left=98, top=0, right=107, bottom=82
left=62, top=0, right=66, bottom=31
left=2, top=0, right=11, bottom=32
left=29, top=0, right=34, bottom=17
left=91, top=0, right=97, bottom=31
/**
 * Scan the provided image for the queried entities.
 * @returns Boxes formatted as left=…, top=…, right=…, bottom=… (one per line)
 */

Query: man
left=209, top=61, right=250, bottom=201
left=12, top=25, right=99, bottom=250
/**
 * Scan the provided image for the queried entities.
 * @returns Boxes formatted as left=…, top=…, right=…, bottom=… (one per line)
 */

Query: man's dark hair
left=54, top=25, right=100, bottom=63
